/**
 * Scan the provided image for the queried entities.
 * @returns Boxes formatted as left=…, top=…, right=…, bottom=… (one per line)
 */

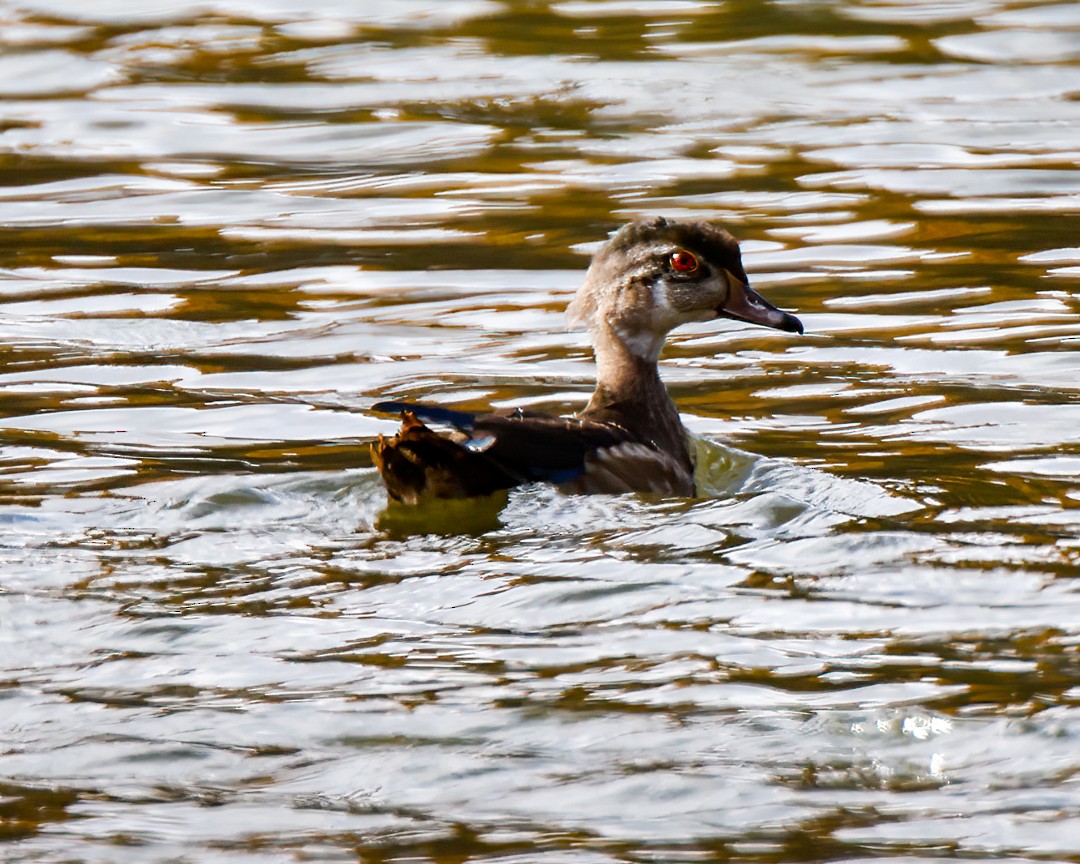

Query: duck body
left=370, top=404, right=672, bottom=503
left=372, top=217, right=803, bottom=503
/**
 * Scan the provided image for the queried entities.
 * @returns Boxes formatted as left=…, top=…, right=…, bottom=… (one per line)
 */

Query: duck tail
left=370, top=411, right=516, bottom=504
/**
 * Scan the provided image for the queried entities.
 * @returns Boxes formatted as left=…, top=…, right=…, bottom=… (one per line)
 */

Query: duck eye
left=670, top=250, right=699, bottom=274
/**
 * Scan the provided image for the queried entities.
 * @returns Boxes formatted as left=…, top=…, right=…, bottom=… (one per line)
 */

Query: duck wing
left=371, top=401, right=635, bottom=503
left=564, top=442, right=695, bottom=497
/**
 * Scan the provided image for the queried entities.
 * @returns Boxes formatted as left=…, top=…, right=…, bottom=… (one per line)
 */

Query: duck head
left=568, top=217, right=802, bottom=361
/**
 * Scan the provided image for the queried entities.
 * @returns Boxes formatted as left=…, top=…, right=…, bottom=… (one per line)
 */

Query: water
left=1, top=1, right=1078, bottom=861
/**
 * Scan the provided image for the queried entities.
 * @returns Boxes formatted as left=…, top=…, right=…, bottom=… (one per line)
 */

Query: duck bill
left=718, top=269, right=803, bottom=334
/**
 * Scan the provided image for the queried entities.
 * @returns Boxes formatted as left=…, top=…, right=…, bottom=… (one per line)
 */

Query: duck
left=371, top=216, right=803, bottom=504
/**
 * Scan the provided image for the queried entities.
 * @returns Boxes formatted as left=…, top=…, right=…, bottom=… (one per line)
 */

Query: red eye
left=670, top=250, right=699, bottom=273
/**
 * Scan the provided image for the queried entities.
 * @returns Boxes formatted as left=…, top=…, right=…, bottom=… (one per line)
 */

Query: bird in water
left=371, top=217, right=803, bottom=504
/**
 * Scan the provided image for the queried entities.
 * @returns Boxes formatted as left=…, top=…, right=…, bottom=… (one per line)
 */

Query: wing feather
left=561, top=442, right=694, bottom=496
left=371, top=403, right=686, bottom=501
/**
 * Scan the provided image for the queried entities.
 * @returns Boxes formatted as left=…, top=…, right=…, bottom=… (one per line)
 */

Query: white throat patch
left=613, top=325, right=665, bottom=362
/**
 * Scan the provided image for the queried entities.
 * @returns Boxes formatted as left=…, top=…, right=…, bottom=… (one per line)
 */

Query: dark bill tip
left=776, top=310, right=804, bottom=335
left=719, top=270, right=804, bottom=336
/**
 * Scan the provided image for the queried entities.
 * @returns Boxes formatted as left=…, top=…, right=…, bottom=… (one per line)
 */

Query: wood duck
left=371, top=217, right=803, bottom=503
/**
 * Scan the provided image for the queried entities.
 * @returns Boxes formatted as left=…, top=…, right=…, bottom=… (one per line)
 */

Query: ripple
left=986, top=456, right=1080, bottom=478
left=801, top=167, right=1080, bottom=198
left=0, top=403, right=379, bottom=447
left=0, top=101, right=498, bottom=167
left=0, top=50, right=118, bottom=96
left=984, top=2, right=1080, bottom=28
left=660, top=34, right=909, bottom=56
left=839, top=1, right=1009, bottom=24
left=13, top=0, right=501, bottom=26
left=935, top=29, right=1080, bottom=64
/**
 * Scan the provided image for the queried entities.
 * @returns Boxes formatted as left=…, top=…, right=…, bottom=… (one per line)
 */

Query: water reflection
left=1, top=0, right=1078, bottom=861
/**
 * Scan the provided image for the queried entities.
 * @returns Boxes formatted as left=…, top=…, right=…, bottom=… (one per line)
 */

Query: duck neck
left=584, top=324, right=688, bottom=458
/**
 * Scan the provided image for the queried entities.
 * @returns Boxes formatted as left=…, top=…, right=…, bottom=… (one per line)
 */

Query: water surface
left=1, top=1, right=1078, bottom=861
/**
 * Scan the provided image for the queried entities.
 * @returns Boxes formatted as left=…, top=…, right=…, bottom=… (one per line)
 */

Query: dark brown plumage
left=372, top=217, right=803, bottom=503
